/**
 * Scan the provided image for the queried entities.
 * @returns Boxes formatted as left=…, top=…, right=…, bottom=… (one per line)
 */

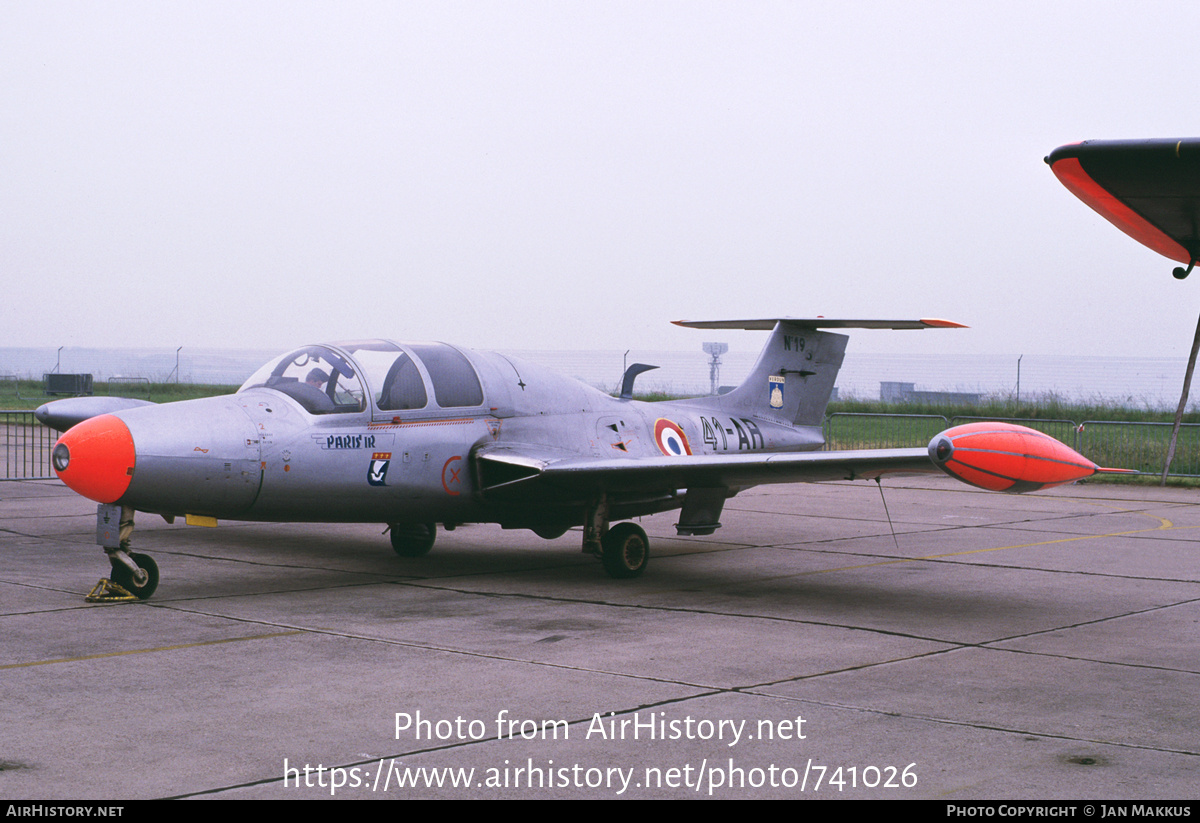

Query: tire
left=110, top=552, right=159, bottom=599
left=390, top=522, right=436, bottom=557
left=600, top=522, right=649, bottom=579
left=531, top=524, right=570, bottom=540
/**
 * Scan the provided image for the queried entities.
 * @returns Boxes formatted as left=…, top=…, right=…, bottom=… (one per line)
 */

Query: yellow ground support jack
left=86, top=579, right=139, bottom=603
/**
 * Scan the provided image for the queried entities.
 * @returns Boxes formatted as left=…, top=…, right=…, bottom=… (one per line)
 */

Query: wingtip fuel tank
left=927, top=422, right=1127, bottom=493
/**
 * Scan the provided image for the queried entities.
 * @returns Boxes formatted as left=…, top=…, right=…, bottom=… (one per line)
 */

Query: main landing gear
left=598, top=522, right=649, bottom=578
left=584, top=493, right=649, bottom=579
left=87, top=504, right=160, bottom=602
left=385, top=509, right=649, bottom=578
left=388, top=522, right=436, bottom=557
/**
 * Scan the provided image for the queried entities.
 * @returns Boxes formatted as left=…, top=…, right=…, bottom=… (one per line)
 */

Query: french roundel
left=654, top=418, right=692, bottom=457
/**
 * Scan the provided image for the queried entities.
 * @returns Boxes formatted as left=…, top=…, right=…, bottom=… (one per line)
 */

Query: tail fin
left=673, top=317, right=965, bottom=428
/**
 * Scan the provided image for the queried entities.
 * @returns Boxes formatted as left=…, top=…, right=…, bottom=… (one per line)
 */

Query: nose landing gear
left=86, top=504, right=160, bottom=602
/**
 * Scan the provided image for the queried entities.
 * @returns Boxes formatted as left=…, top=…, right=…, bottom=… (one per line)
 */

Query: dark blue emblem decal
left=368, top=452, right=391, bottom=486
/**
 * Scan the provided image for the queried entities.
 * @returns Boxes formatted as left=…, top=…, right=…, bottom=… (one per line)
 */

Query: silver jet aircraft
left=44, top=318, right=1119, bottom=600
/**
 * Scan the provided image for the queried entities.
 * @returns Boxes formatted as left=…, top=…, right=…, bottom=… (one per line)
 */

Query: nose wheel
left=108, top=552, right=160, bottom=599
left=87, top=551, right=160, bottom=602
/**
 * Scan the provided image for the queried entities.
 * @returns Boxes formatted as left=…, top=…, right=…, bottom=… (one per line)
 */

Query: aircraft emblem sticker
left=368, top=452, right=391, bottom=486
left=441, top=455, right=463, bottom=495
left=653, top=419, right=692, bottom=457
left=769, top=375, right=785, bottom=409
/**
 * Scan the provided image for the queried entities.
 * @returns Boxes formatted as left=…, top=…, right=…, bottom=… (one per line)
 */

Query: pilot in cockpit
left=306, top=368, right=329, bottom=390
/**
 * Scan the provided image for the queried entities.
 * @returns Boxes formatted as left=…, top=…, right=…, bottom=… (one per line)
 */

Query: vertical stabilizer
left=672, top=317, right=965, bottom=428
left=713, top=322, right=846, bottom=427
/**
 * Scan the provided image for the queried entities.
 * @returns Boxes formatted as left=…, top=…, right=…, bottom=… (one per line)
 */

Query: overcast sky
left=4, top=1, right=1200, bottom=360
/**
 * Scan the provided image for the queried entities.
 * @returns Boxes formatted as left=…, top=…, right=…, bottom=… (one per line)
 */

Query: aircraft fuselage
left=55, top=340, right=821, bottom=530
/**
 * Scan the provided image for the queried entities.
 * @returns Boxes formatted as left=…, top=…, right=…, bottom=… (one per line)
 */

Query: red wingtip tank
left=928, top=422, right=1131, bottom=492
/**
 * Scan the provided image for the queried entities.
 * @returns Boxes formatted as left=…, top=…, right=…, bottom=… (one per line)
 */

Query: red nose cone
left=53, top=414, right=136, bottom=503
left=929, top=422, right=1098, bottom=493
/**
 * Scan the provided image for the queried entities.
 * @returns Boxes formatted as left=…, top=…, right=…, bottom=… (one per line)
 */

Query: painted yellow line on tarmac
left=1, top=630, right=303, bottom=670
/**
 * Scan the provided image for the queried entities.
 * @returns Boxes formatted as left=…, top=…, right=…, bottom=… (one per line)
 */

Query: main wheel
left=109, top=552, right=159, bottom=599
left=531, top=524, right=570, bottom=540
left=600, top=522, right=649, bottom=579
left=390, top=522, right=436, bottom=557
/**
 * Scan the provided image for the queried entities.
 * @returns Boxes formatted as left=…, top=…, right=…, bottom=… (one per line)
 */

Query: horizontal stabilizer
left=671, top=317, right=964, bottom=427
left=673, top=317, right=966, bottom=330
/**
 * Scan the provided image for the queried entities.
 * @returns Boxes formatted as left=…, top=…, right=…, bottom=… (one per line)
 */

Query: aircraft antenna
left=702, top=342, right=728, bottom=396
left=875, top=478, right=900, bottom=550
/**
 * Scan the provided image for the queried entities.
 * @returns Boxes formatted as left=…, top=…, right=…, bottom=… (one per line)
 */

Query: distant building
left=880, top=381, right=982, bottom=405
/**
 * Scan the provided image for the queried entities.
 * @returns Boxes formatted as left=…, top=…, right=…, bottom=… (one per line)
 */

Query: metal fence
left=1, top=411, right=56, bottom=480
left=822, top=413, right=950, bottom=450
left=1077, top=420, right=1200, bottom=477
left=0, top=376, right=30, bottom=402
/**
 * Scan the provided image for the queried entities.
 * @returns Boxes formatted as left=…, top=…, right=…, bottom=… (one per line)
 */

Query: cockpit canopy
left=239, top=340, right=484, bottom=416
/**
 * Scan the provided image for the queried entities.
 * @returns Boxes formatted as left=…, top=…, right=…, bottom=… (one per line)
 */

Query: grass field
left=0, top=379, right=240, bottom=411
left=826, top=395, right=1200, bottom=425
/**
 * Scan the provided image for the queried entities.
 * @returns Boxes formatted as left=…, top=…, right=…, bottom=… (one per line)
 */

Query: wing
left=477, top=445, right=938, bottom=497
left=477, top=423, right=1124, bottom=499
left=1047, top=138, right=1200, bottom=265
